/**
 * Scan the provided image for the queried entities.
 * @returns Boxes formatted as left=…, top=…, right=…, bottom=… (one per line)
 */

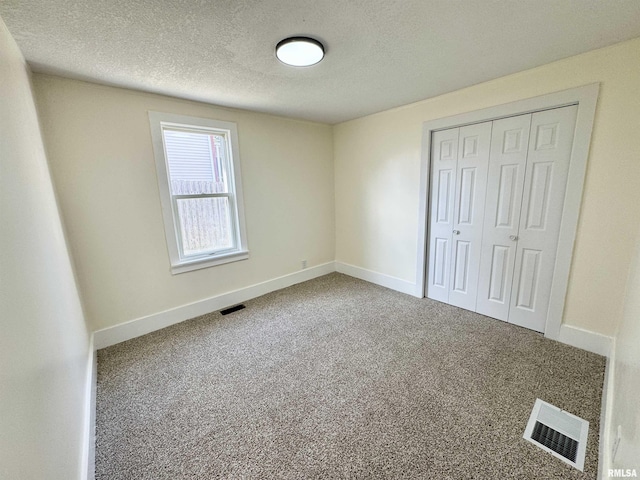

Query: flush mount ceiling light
left=275, top=37, right=324, bottom=67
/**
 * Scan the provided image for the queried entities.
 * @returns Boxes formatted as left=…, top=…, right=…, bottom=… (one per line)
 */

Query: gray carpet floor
left=96, top=273, right=605, bottom=479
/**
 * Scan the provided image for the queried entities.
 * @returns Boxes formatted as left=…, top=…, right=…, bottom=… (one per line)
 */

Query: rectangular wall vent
left=531, top=421, right=578, bottom=462
left=523, top=399, right=589, bottom=471
left=220, top=304, right=246, bottom=315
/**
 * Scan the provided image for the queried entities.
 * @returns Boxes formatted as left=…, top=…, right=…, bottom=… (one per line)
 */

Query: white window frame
left=149, top=111, right=249, bottom=274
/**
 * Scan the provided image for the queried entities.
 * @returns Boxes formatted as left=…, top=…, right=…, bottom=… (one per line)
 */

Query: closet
left=426, top=105, right=578, bottom=333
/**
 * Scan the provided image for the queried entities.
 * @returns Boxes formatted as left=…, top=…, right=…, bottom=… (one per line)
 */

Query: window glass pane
left=163, top=129, right=228, bottom=194
left=176, top=197, right=233, bottom=256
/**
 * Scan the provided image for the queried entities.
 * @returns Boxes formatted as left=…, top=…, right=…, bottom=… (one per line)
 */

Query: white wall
left=334, top=37, right=640, bottom=337
left=0, top=19, right=91, bottom=480
left=608, top=224, right=640, bottom=470
left=33, top=76, right=335, bottom=331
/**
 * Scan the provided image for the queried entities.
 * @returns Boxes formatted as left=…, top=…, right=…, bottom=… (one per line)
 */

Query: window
left=149, top=112, right=248, bottom=274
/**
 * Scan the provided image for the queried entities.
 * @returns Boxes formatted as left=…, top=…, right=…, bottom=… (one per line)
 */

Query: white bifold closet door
left=448, top=122, right=492, bottom=311
left=427, top=123, right=491, bottom=307
left=427, top=128, right=458, bottom=303
left=476, top=114, right=532, bottom=321
left=427, top=105, right=578, bottom=333
left=507, top=106, right=578, bottom=332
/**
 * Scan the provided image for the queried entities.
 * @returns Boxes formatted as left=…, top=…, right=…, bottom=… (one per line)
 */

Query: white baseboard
left=94, top=262, right=336, bottom=349
left=557, top=324, right=612, bottom=357
left=335, top=261, right=420, bottom=297
left=599, top=337, right=616, bottom=480
left=81, top=334, right=96, bottom=480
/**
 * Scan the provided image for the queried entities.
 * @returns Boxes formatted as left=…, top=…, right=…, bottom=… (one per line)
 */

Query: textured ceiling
left=2, top=0, right=640, bottom=124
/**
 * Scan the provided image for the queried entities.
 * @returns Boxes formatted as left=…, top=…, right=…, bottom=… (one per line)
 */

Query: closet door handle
left=453, top=230, right=461, bottom=235
left=509, top=235, right=519, bottom=241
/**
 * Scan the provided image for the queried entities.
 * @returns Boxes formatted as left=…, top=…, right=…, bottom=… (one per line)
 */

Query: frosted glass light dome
left=276, top=37, right=324, bottom=67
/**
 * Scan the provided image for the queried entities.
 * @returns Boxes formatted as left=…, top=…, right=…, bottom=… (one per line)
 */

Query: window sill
left=170, top=250, right=249, bottom=275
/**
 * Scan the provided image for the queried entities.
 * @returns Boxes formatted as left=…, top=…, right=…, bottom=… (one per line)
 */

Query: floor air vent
left=220, top=304, right=246, bottom=315
left=523, top=399, right=589, bottom=471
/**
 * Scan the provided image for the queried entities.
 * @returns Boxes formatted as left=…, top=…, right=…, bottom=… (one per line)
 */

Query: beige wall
left=610, top=223, right=640, bottom=469
left=334, top=37, right=640, bottom=336
left=33, top=75, right=335, bottom=331
left=0, top=20, right=91, bottom=480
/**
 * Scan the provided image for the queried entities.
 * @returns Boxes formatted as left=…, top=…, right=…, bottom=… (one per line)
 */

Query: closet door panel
left=448, top=122, right=492, bottom=311
left=509, top=106, right=578, bottom=332
left=476, top=114, right=531, bottom=321
left=427, top=128, right=459, bottom=302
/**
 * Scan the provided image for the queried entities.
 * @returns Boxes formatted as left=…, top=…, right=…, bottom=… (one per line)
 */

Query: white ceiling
left=2, top=0, right=640, bottom=124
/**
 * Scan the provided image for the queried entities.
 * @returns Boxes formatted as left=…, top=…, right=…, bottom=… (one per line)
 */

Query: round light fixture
left=275, top=37, right=324, bottom=67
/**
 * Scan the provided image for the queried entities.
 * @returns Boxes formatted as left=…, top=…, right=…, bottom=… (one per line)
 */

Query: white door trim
left=416, top=84, right=599, bottom=341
